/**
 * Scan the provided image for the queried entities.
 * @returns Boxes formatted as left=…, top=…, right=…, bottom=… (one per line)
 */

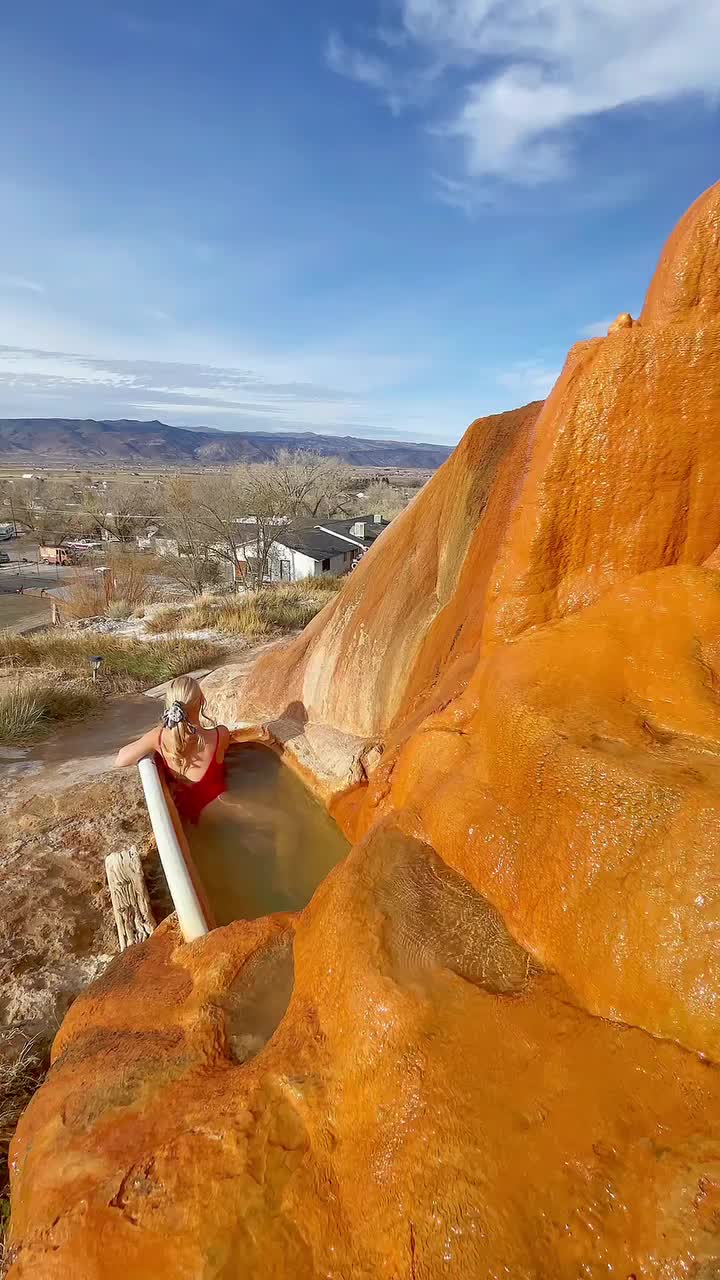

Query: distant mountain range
left=0, top=419, right=454, bottom=469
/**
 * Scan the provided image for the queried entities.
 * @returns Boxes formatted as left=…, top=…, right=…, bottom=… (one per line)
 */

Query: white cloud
left=143, top=306, right=172, bottom=323
left=0, top=345, right=465, bottom=443
left=329, top=0, right=720, bottom=185
left=432, top=172, right=483, bottom=214
left=326, top=33, right=395, bottom=97
left=325, top=31, right=440, bottom=112
left=497, top=358, right=558, bottom=398
left=0, top=274, right=45, bottom=294
left=580, top=317, right=614, bottom=338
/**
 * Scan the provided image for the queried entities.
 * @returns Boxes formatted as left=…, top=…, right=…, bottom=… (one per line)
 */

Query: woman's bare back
left=159, top=724, right=228, bottom=782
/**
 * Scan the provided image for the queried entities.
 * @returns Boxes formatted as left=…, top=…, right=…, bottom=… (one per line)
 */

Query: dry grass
left=0, top=1034, right=49, bottom=1263
left=215, top=600, right=272, bottom=636
left=106, top=600, right=132, bottom=621
left=0, top=632, right=225, bottom=694
left=62, top=553, right=162, bottom=621
left=60, top=573, right=108, bottom=621
left=0, top=680, right=101, bottom=745
left=295, top=574, right=344, bottom=594
left=143, top=578, right=341, bottom=640
left=143, top=606, right=185, bottom=635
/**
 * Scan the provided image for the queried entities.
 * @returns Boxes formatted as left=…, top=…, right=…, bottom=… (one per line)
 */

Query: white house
left=136, top=524, right=180, bottom=557
left=235, top=515, right=390, bottom=584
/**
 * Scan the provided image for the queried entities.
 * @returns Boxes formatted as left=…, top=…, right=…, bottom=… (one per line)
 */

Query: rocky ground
left=0, top=766, right=167, bottom=1044
left=0, top=695, right=170, bottom=1249
left=0, top=633, right=287, bottom=1219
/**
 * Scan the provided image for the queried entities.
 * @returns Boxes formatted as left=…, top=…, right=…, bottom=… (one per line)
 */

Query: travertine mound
left=359, top=566, right=720, bottom=1057
left=9, top=183, right=720, bottom=1278
left=9, top=828, right=720, bottom=1278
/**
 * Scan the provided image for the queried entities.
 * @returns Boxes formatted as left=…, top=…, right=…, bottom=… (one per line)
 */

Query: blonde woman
left=116, top=675, right=270, bottom=824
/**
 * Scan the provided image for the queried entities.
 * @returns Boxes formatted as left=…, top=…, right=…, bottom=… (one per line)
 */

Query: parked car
left=66, top=539, right=103, bottom=552
left=0, top=551, right=10, bottom=564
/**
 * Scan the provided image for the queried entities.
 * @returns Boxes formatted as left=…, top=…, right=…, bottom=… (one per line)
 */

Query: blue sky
left=0, top=0, right=718, bottom=445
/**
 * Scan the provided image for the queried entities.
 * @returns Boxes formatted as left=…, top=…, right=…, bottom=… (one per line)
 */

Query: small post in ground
left=105, top=845, right=155, bottom=950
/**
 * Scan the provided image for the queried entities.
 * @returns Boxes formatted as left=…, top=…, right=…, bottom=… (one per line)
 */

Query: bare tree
left=11, top=480, right=90, bottom=544
left=189, top=472, right=250, bottom=577
left=0, top=480, right=13, bottom=532
left=232, top=516, right=281, bottom=590
left=82, top=481, right=153, bottom=543
left=358, top=480, right=415, bottom=521
left=187, top=467, right=287, bottom=590
left=161, top=552, right=223, bottom=597
left=233, top=464, right=304, bottom=589
left=160, top=476, right=224, bottom=596
left=259, top=450, right=353, bottom=519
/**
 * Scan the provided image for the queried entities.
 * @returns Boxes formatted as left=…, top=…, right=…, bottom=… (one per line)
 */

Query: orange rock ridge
left=9, top=182, right=720, bottom=1278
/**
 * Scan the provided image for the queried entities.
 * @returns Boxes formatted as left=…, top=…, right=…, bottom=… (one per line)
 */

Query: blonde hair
left=161, top=676, right=213, bottom=774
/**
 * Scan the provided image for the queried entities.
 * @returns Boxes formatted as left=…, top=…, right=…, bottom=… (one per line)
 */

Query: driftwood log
left=105, top=846, right=155, bottom=950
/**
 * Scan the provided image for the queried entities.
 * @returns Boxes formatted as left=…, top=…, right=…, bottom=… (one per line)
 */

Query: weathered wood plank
left=105, top=845, right=155, bottom=950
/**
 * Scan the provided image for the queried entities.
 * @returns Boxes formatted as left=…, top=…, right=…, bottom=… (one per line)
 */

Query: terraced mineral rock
left=9, top=183, right=720, bottom=1278
left=8, top=828, right=720, bottom=1279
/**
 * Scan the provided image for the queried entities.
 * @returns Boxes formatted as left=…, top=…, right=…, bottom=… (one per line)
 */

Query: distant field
left=0, top=465, right=197, bottom=483
left=0, top=462, right=434, bottom=487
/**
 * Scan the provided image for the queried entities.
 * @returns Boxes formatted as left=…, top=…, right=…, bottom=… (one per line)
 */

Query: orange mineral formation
left=9, top=183, right=720, bottom=1279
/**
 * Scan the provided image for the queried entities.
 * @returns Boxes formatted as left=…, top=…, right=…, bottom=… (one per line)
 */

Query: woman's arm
left=116, top=728, right=161, bottom=768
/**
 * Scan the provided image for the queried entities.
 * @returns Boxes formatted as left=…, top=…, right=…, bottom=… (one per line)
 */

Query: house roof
left=318, top=515, right=390, bottom=546
left=266, top=514, right=390, bottom=561
left=274, top=525, right=358, bottom=561
left=142, top=524, right=174, bottom=540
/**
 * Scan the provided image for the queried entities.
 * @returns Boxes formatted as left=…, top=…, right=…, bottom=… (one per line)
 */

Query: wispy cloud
left=326, top=33, right=396, bottom=99
left=497, top=359, right=558, bottom=399
left=325, top=31, right=440, bottom=113
left=580, top=317, right=614, bottom=338
left=0, top=345, right=461, bottom=443
left=142, top=306, right=172, bottom=324
left=0, top=274, right=45, bottom=294
left=431, top=172, right=493, bottom=216
left=328, top=0, right=720, bottom=190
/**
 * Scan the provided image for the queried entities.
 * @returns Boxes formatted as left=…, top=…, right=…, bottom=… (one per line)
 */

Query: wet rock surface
left=8, top=829, right=720, bottom=1278
left=10, top=183, right=720, bottom=1277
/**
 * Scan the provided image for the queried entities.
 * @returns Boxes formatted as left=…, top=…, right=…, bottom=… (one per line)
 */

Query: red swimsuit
left=156, top=729, right=226, bottom=824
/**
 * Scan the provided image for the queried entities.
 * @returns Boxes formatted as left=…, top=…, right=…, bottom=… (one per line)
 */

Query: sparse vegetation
left=59, top=573, right=108, bottom=621
left=0, top=632, right=224, bottom=693
left=361, top=479, right=416, bottom=520
left=106, top=599, right=132, bottom=620
left=143, top=606, right=185, bottom=634
left=215, top=600, right=271, bottom=636
left=292, top=575, right=344, bottom=594
left=142, top=579, right=341, bottom=639
left=0, top=680, right=101, bottom=745
left=62, top=553, right=162, bottom=621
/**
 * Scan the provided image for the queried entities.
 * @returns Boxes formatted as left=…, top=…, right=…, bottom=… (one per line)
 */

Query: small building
left=236, top=514, right=390, bottom=584
left=136, top=524, right=180, bottom=558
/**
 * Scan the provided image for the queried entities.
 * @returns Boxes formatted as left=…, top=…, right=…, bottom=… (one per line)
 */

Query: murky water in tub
left=189, top=745, right=349, bottom=926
